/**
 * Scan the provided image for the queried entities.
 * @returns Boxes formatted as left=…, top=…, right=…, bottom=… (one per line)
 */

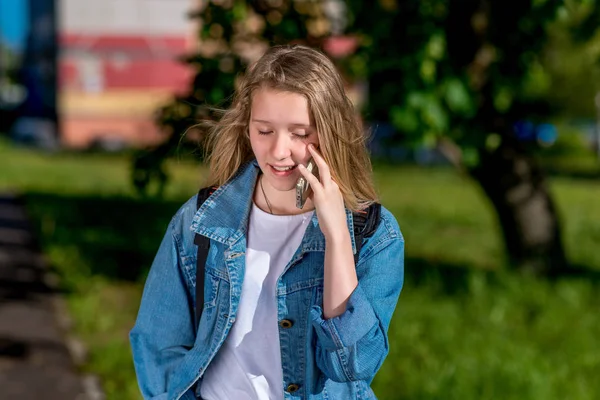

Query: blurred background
left=1, top=0, right=599, bottom=399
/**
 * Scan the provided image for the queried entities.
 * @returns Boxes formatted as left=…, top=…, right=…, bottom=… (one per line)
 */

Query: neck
left=254, top=174, right=315, bottom=215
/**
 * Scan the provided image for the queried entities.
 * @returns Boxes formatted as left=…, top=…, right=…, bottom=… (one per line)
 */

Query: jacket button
left=286, top=383, right=300, bottom=393
left=279, top=319, right=293, bottom=329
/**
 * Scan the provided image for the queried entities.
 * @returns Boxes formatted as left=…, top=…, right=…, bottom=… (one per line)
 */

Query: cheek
left=290, top=142, right=309, bottom=160
left=249, top=134, right=266, bottom=155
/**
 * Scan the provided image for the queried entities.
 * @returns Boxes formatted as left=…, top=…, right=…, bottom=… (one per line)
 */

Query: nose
left=271, top=132, right=292, bottom=160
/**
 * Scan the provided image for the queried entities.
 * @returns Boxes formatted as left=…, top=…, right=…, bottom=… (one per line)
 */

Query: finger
left=307, top=144, right=331, bottom=184
left=298, top=163, right=322, bottom=193
left=329, top=179, right=339, bottom=191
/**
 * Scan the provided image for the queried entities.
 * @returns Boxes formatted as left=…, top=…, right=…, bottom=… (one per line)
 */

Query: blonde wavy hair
left=203, top=44, right=378, bottom=211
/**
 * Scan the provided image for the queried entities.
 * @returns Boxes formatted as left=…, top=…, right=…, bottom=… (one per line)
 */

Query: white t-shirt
left=200, top=203, right=314, bottom=400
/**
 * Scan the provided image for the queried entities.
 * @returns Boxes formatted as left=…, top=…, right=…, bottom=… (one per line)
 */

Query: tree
left=134, top=0, right=600, bottom=275
left=343, top=0, right=599, bottom=274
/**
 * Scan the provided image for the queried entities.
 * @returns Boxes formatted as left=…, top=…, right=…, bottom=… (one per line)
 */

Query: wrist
left=325, top=228, right=351, bottom=246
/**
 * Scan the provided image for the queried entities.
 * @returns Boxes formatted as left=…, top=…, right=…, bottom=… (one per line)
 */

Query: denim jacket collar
left=190, top=159, right=360, bottom=254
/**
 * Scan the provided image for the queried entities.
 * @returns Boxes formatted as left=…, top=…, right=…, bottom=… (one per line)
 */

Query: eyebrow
left=251, top=119, right=312, bottom=128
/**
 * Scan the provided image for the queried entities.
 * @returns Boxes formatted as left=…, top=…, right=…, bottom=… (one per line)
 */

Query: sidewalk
left=0, top=192, right=92, bottom=399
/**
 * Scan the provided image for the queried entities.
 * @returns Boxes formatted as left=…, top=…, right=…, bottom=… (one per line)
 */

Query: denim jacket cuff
left=310, top=284, right=378, bottom=350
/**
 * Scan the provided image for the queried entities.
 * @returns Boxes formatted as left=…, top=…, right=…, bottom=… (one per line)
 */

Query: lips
left=272, top=165, right=295, bottom=171
left=269, top=164, right=297, bottom=176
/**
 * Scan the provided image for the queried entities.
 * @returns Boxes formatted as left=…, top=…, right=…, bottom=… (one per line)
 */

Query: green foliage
left=543, top=3, right=600, bottom=118
left=346, top=0, right=600, bottom=149
left=345, top=0, right=599, bottom=273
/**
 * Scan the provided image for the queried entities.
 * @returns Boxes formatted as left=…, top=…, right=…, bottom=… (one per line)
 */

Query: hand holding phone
left=296, top=158, right=319, bottom=209
left=296, top=144, right=347, bottom=241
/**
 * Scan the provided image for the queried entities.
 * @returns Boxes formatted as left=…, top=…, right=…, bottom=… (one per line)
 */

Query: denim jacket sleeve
left=129, top=211, right=196, bottom=400
left=310, top=213, right=404, bottom=383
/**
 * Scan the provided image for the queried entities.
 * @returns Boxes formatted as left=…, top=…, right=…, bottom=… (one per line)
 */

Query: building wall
left=58, top=0, right=198, bottom=149
left=61, top=0, right=195, bottom=36
left=59, top=35, right=192, bottom=92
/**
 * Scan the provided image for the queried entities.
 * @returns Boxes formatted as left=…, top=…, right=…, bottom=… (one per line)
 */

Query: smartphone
left=296, top=158, right=319, bottom=209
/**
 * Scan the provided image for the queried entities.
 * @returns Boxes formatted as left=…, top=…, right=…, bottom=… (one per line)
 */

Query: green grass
left=381, top=270, right=600, bottom=400
left=376, top=163, right=600, bottom=271
left=1, top=138, right=599, bottom=399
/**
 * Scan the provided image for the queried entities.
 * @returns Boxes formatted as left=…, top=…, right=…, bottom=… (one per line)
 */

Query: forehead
left=250, top=87, right=312, bottom=125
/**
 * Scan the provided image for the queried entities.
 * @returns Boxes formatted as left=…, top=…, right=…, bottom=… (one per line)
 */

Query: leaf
left=443, top=79, right=474, bottom=115
left=209, top=88, right=225, bottom=104
left=420, top=59, right=437, bottom=83
left=422, top=130, right=438, bottom=147
left=486, top=134, right=502, bottom=151
left=233, top=1, right=247, bottom=20
left=390, top=105, right=420, bottom=133
left=426, top=33, right=446, bottom=60
left=407, top=91, right=427, bottom=108
left=421, top=95, right=448, bottom=132
left=462, top=147, right=480, bottom=168
left=493, top=87, right=514, bottom=114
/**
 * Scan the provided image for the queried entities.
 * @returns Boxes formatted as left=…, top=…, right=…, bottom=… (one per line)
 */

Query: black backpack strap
left=352, top=203, right=382, bottom=264
left=194, top=187, right=217, bottom=331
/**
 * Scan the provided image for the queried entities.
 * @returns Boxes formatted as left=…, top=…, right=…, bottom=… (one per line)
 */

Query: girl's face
left=249, top=87, right=320, bottom=192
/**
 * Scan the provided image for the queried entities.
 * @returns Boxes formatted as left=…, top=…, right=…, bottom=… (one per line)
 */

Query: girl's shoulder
left=166, top=193, right=201, bottom=239
left=374, top=204, right=404, bottom=243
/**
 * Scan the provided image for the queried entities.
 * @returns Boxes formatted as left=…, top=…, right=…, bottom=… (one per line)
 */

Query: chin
left=271, top=182, right=296, bottom=192
left=261, top=167, right=298, bottom=189
left=264, top=177, right=296, bottom=192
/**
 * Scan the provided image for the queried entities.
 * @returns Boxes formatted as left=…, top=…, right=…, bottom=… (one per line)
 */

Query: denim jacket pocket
left=197, top=241, right=230, bottom=310
left=202, top=266, right=228, bottom=309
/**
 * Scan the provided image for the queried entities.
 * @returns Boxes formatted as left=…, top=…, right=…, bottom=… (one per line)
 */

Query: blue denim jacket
left=130, top=160, right=404, bottom=400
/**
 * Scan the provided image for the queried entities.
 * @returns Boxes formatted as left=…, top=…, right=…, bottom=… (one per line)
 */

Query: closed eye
left=258, top=130, right=272, bottom=135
